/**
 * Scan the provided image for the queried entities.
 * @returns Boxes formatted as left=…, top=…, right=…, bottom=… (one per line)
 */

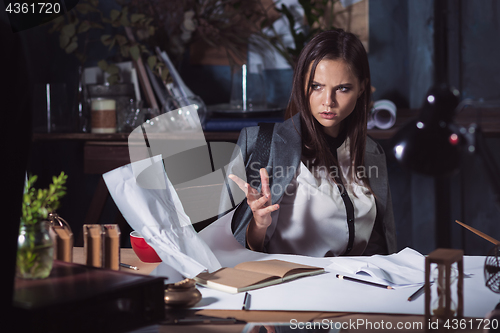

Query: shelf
left=31, top=108, right=500, bottom=143
left=32, top=131, right=241, bottom=142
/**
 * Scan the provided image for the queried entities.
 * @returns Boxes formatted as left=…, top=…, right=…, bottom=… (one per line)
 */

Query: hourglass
left=425, top=249, right=464, bottom=329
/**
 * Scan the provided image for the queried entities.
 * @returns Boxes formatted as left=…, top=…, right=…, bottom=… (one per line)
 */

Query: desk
left=69, top=249, right=432, bottom=331
left=65, top=248, right=490, bottom=333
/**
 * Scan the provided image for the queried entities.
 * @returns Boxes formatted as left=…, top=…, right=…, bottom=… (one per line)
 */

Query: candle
left=91, top=98, right=116, bottom=133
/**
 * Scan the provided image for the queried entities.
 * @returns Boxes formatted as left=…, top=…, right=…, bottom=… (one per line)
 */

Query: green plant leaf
left=21, top=172, right=67, bottom=226
left=107, top=74, right=120, bottom=85
left=106, top=64, right=120, bottom=75
left=115, top=34, right=127, bottom=46
left=100, top=34, right=112, bottom=46
left=59, top=34, right=70, bottom=48
left=120, top=7, right=130, bottom=26
left=160, top=67, right=169, bottom=82
left=77, top=20, right=91, bottom=34
left=97, top=59, right=109, bottom=71
left=48, top=15, right=65, bottom=33
left=89, top=22, right=104, bottom=29
left=129, top=44, right=140, bottom=61
left=110, top=9, right=120, bottom=22
left=120, top=44, right=130, bottom=58
left=61, top=24, right=76, bottom=37
left=131, top=13, right=145, bottom=23
left=108, top=36, right=116, bottom=51
left=76, top=3, right=97, bottom=15
left=65, top=41, right=78, bottom=54
left=147, top=55, right=156, bottom=70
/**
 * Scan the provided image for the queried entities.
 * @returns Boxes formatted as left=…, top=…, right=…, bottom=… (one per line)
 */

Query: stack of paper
left=327, top=248, right=426, bottom=288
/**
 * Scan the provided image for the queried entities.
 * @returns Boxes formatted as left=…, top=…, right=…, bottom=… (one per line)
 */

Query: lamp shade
left=391, top=85, right=463, bottom=176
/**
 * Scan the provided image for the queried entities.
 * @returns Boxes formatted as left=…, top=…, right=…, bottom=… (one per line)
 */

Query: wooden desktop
left=14, top=248, right=430, bottom=333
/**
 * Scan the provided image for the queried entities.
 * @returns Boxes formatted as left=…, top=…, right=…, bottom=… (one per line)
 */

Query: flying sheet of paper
left=103, top=155, right=221, bottom=278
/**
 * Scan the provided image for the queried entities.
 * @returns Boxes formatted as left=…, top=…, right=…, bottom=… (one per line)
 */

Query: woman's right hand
left=229, top=168, right=279, bottom=250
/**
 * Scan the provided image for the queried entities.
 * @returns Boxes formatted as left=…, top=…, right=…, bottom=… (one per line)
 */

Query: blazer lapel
left=365, top=138, right=388, bottom=213
left=270, top=113, right=302, bottom=205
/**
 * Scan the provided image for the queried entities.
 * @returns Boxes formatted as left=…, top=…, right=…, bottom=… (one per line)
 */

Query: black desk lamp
left=391, top=84, right=500, bottom=249
left=392, top=84, right=462, bottom=177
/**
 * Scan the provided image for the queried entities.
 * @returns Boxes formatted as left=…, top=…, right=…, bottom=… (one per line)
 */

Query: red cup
left=130, top=231, right=162, bottom=263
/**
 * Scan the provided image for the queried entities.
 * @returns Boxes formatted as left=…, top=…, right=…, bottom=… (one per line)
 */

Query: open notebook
left=194, top=259, right=325, bottom=294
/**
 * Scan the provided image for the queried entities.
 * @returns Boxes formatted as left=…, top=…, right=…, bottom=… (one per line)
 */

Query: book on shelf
left=194, top=259, right=325, bottom=294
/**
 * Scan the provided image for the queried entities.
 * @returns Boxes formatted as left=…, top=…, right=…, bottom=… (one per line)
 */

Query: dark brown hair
left=285, top=29, right=372, bottom=188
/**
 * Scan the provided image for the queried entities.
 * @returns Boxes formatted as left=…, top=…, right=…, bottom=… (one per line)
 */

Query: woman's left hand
left=229, top=168, right=279, bottom=251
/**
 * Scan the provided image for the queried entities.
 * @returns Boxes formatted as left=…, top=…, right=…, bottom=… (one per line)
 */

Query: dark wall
left=368, top=0, right=500, bottom=255
left=447, top=1, right=500, bottom=255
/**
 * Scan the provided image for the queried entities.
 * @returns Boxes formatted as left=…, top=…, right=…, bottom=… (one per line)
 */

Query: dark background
left=4, top=0, right=500, bottom=257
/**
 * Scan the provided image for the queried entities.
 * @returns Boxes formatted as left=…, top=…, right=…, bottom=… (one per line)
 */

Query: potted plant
left=16, top=172, right=67, bottom=279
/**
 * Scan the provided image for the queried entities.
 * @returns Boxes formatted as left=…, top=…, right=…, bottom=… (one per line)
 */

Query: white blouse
left=265, top=140, right=377, bottom=257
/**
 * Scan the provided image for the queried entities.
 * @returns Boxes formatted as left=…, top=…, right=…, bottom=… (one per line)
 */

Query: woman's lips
left=320, top=112, right=336, bottom=119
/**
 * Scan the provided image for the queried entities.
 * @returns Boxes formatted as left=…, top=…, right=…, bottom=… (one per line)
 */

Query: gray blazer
left=227, top=113, right=397, bottom=255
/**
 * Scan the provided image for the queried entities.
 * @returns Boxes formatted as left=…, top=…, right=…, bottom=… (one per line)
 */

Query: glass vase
left=16, top=221, right=54, bottom=279
left=162, top=95, right=208, bottom=128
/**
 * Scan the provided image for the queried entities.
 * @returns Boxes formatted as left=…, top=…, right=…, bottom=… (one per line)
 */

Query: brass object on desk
left=48, top=213, right=73, bottom=263
left=82, top=224, right=121, bottom=270
left=164, top=278, right=202, bottom=308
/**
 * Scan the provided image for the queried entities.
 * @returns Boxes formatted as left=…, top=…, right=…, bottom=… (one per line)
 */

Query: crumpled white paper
left=103, top=155, right=221, bottom=278
left=327, top=247, right=426, bottom=288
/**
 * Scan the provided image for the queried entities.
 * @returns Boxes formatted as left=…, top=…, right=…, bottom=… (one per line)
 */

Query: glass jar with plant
left=17, top=172, right=68, bottom=279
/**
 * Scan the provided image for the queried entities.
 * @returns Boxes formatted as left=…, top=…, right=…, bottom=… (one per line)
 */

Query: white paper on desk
left=195, top=215, right=499, bottom=317
left=327, top=247, right=426, bottom=288
left=103, top=155, right=221, bottom=278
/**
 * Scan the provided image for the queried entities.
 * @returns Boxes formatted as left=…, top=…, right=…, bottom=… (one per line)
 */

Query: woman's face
left=307, top=59, right=365, bottom=137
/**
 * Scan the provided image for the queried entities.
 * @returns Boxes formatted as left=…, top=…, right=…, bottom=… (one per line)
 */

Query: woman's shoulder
left=239, top=114, right=298, bottom=140
left=365, top=136, right=386, bottom=156
left=236, top=114, right=301, bottom=154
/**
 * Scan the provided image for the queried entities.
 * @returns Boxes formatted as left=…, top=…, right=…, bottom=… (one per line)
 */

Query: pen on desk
left=407, top=284, right=426, bottom=302
left=172, top=317, right=239, bottom=325
left=336, top=274, right=394, bottom=290
left=242, top=292, right=251, bottom=310
left=120, top=263, right=138, bottom=270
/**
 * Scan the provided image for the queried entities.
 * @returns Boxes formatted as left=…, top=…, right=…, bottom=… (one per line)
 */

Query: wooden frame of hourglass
left=425, top=248, right=464, bottom=329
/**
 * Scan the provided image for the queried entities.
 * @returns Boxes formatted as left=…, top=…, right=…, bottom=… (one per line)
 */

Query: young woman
left=225, top=29, right=396, bottom=257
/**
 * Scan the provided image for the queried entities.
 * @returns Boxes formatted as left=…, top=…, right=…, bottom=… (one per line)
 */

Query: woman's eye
left=311, top=84, right=321, bottom=91
left=338, top=86, right=350, bottom=92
